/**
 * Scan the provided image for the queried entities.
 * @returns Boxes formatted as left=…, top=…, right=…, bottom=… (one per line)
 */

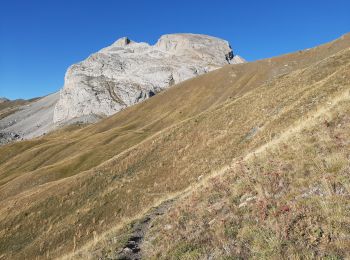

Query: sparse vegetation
left=144, top=97, right=350, bottom=259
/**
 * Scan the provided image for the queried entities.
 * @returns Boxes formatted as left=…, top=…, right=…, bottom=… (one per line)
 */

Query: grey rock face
left=54, top=33, right=244, bottom=124
left=0, top=92, right=59, bottom=143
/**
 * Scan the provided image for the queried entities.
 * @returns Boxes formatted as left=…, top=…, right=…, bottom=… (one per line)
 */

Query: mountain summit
left=53, top=33, right=244, bottom=124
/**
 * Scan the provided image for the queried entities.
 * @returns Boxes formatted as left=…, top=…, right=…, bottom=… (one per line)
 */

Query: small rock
left=126, top=240, right=136, bottom=248
left=239, top=195, right=256, bottom=208
left=208, top=219, right=216, bottom=225
left=122, top=247, right=133, bottom=254
left=238, top=202, right=247, bottom=208
left=164, top=224, right=173, bottom=230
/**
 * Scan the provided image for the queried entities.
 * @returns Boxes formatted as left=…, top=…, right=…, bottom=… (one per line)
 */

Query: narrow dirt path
left=117, top=199, right=175, bottom=260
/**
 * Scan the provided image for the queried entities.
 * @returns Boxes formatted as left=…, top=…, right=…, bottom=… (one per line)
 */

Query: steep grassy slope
left=0, top=33, right=349, bottom=259
left=144, top=86, right=350, bottom=259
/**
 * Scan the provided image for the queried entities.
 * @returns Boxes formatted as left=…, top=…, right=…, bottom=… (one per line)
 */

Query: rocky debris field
left=0, top=92, right=59, bottom=143
left=0, top=131, right=21, bottom=145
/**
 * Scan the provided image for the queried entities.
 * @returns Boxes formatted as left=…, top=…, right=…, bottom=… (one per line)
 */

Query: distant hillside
left=0, top=98, right=29, bottom=120
left=0, top=94, right=55, bottom=144
left=0, top=33, right=349, bottom=259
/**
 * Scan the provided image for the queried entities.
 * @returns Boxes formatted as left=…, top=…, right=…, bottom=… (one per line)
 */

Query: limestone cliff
left=54, top=33, right=244, bottom=124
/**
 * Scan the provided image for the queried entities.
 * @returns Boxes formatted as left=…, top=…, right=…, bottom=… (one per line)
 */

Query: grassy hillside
left=0, top=33, right=349, bottom=259
left=144, top=79, right=350, bottom=259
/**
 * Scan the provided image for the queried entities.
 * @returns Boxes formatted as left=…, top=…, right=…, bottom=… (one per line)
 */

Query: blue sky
left=0, top=0, right=349, bottom=99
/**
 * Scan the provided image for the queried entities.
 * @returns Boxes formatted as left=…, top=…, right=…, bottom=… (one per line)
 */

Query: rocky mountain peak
left=53, top=33, right=245, bottom=124
left=113, top=36, right=132, bottom=47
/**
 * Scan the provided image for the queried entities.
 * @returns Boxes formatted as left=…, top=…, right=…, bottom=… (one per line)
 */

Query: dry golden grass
left=0, top=33, right=349, bottom=259
left=144, top=93, right=350, bottom=259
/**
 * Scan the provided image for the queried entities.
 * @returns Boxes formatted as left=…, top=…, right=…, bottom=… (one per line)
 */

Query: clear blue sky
left=0, top=0, right=349, bottom=99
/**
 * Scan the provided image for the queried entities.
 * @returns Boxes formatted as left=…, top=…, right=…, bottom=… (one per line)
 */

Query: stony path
left=117, top=199, right=175, bottom=260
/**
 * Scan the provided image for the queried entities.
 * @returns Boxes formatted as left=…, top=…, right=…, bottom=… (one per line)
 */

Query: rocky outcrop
left=53, top=33, right=244, bottom=124
left=0, top=93, right=59, bottom=143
